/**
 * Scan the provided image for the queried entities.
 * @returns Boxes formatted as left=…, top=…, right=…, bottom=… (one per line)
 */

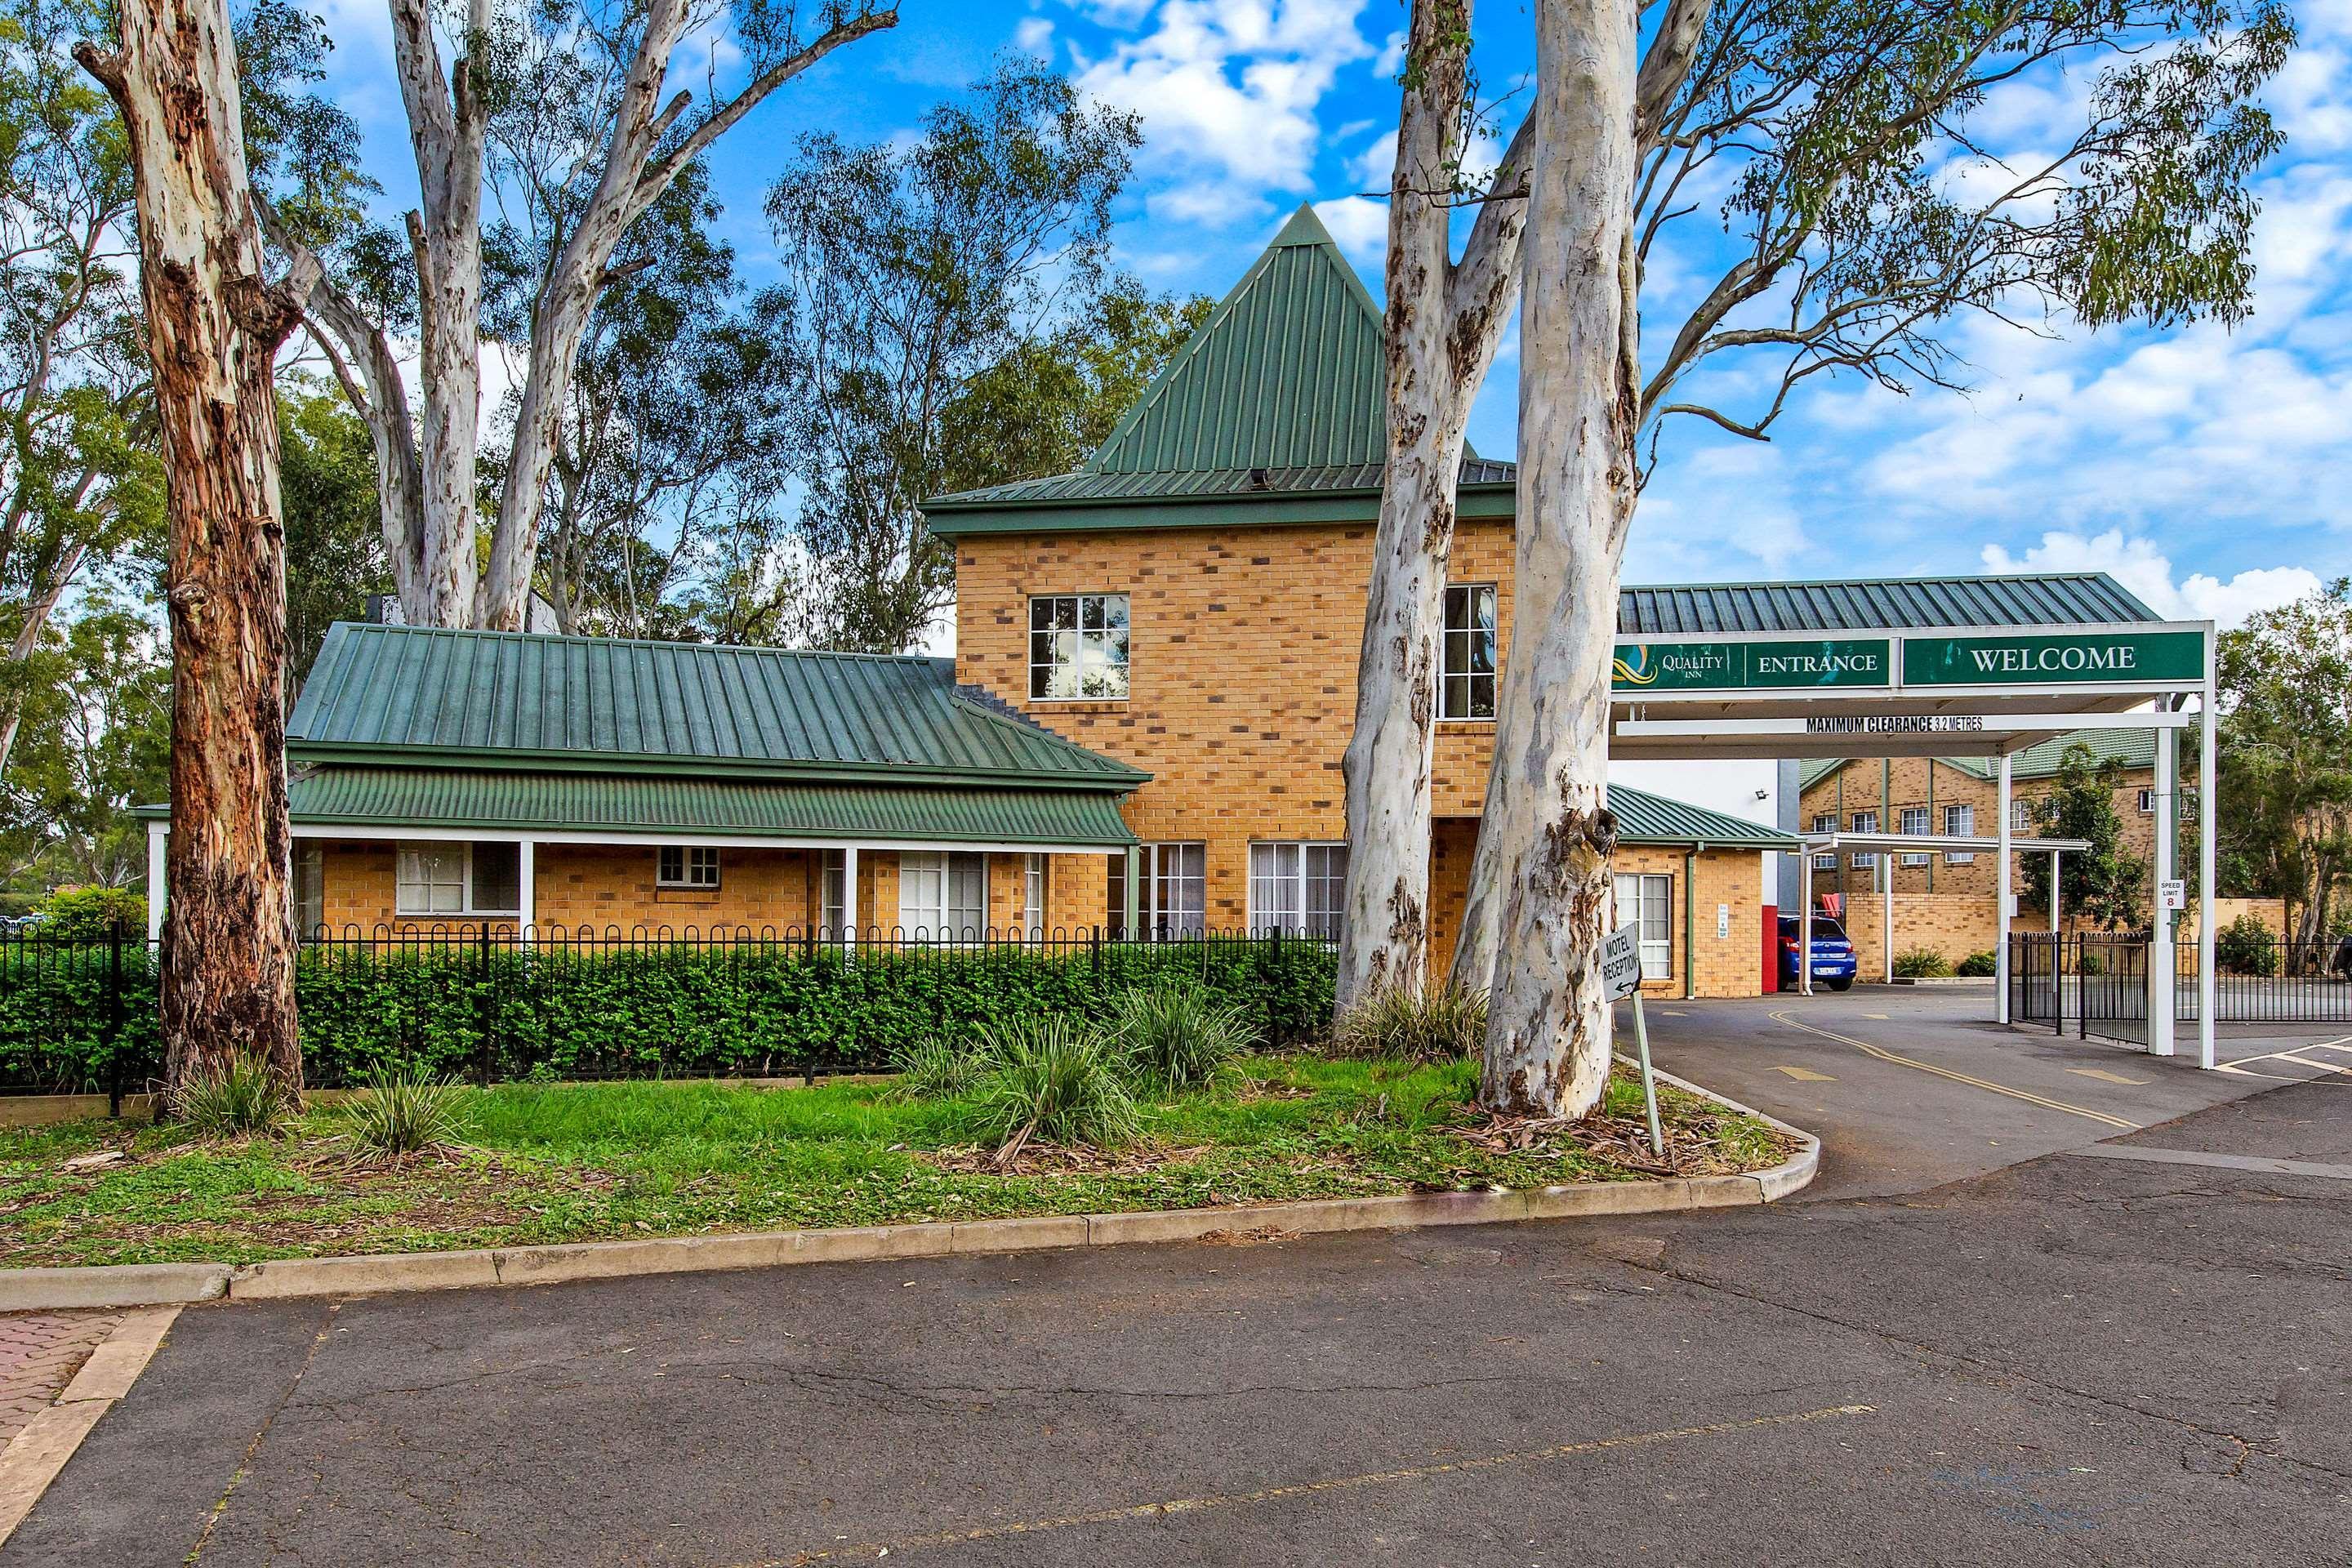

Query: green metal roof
left=1610, top=784, right=1795, bottom=849
left=288, top=623, right=1147, bottom=789
left=1618, top=573, right=2161, bottom=634
left=274, top=767, right=1137, bottom=846
left=1800, top=729, right=2157, bottom=791
left=926, top=205, right=1520, bottom=531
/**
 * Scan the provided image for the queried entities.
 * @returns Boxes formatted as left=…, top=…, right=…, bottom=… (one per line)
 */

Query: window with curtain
left=395, top=841, right=520, bottom=916
left=1022, top=853, right=1046, bottom=939
left=1249, top=842, right=1348, bottom=937
left=1145, top=842, right=1205, bottom=936
left=1849, top=810, right=1878, bottom=868
left=1899, top=806, right=1931, bottom=866
left=820, top=849, right=847, bottom=936
left=294, top=844, right=324, bottom=938
left=1440, top=583, right=1497, bottom=719
left=1611, top=872, right=1673, bottom=979
left=1944, top=804, right=1976, bottom=864
left=899, top=851, right=987, bottom=938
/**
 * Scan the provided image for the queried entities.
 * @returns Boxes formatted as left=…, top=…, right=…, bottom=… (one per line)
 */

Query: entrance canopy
left=1606, top=573, right=2212, bottom=762
left=1603, top=572, right=2219, bottom=1068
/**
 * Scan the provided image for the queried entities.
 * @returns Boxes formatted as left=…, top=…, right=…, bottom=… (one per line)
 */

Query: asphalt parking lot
left=7, top=990, right=2347, bottom=1567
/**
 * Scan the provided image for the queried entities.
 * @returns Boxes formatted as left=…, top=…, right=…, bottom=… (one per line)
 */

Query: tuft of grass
left=1892, top=947, right=1953, bottom=979
left=341, top=1061, right=470, bottom=1158
left=172, top=1049, right=295, bottom=1138
left=1111, top=981, right=1254, bottom=1094
left=889, top=1036, right=987, bottom=1101
left=1331, top=982, right=1487, bottom=1063
left=966, top=1017, right=1140, bottom=1154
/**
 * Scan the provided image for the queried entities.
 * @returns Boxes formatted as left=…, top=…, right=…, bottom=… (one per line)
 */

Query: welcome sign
left=1901, top=630, right=2206, bottom=687
left=1611, top=638, right=1891, bottom=693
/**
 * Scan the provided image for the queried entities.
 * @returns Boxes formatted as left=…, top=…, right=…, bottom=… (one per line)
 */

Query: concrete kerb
left=0, top=1083, right=1820, bottom=1313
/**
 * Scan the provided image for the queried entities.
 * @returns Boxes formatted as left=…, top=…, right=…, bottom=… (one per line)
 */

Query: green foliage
left=0, top=935, right=1336, bottom=1093
left=1955, top=950, right=1998, bottom=978
left=1109, top=979, right=1254, bottom=1094
left=173, top=1049, right=293, bottom=1137
left=33, top=884, right=143, bottom=939
left=2214, top=914, right=2279, bottom=976
left=278, top=386, right=386, bottom=687
left=1891, top=947, right=1952, bottom=979
left=2216, top=580, right=2352, bottom=942
left=1331, top=983, right=1489, bottom=1063
left=889, top=1036, right=987, bottom=1101
left=0, top=604, right=168, bottom=898
left=2020, top=745, right=2150, bottom=929
left=965, top=1016, right=1139, bottom=1152
left=336, top=1061, right=470, bottom=1157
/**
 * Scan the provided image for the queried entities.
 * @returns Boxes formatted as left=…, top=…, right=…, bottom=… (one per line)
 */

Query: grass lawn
left=0, top=1056, right=1798, bottom=1270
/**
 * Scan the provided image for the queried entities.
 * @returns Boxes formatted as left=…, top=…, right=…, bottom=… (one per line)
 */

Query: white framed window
left=1249, top=841, right=1348, bottom=938
left=1144, top=842, right=1205, bottom=937
left=1898, top=807, right=1931, bottom=866
left=1944, top=804, right=1976, bottom=864
left=2011, top=799, right=2037, bottom=834
left=820, top=849, right=847, bottom=936
left=1440, top=583, right=1498, bottom=719
left=657, top=844, right=720, bottom=889
left=1029, top=594, right=1129, bottom=700
left=1811, top=813, right=1836, bottom=835
left=396, top=840, right=520, bottom=917
left=1612, top=872, right=1673, bottom=980
left=294, top=843, right=324, bottom=939
left=899, top=850, right=987, bottom=938
left=1812, top=853, right=1838, bottom=871
left=1849, top=810, right=1878, bottom=868
left=1023, top=853, right=1046, bottom=939
left=2136, top=787, right=2156, bottom=814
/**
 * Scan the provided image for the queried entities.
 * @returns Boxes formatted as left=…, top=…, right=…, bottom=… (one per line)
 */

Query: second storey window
left=1030, top=594, right=1129, bottom=700
left=396, top=841, right=520, bottom=917
left=657, top=844, right=720, bottom=889
left=1849, top=810, right=1878, bottom=868
left=1944, top=804, right=1976, bottom=864
left=1441, top=584, right=1498, bottom=719
left=1250, top=842, right=1348, bottom=938
left=1899, top=807, right=1931, bottom=866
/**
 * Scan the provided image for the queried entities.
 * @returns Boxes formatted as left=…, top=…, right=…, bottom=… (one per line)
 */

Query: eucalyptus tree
left=1463, top=0, right=2293, bottom=1116
left=1334, top=0, right=1533, bottom=1013
left=278, top=0, right=895, bottom=630
left=2215, top=581, right=2352, bottom=948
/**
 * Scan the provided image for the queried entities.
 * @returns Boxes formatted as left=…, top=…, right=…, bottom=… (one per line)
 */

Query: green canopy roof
left=1610, top=784, right=1793, bottom=849
left=1618, top=573, right=2160, bottom=635
left=270, top=767, right=1138, bottom=847
left=289, top=622, right=1146, bottom=790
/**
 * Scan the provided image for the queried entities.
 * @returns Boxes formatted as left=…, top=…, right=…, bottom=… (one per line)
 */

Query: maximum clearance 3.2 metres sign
left=1611, top=630, right=2206, bottom=693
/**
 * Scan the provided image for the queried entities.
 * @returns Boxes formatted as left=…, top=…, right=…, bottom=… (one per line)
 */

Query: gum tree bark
left=1469, top=0, right=1643, bottom=1118
left=77, top=0, right=306, bottom=1092
left=1334, top=0, right=1529, bottom=1013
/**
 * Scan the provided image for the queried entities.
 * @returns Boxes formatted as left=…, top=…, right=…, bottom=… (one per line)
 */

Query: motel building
left=141, top=207, right=2225, bottom=1049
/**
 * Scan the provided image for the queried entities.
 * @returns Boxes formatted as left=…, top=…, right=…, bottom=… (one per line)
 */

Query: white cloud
left=1312, top=194, right=1386, bottom=262
left=1349, top=126, right=1396, bottom=190
left=1149, top=181, right=1274, bottom=227
left=1013, top=16, right=1057, bottom=56
left=1373, top=27, right=1405, bottom=78
left=1072, top=0, right=1374, bottom=194
left=1980, top=530, right=2321, bottom=629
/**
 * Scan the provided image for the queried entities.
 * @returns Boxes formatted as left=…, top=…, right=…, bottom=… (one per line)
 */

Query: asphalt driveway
left=7, top=993, right=2347, bottom=1566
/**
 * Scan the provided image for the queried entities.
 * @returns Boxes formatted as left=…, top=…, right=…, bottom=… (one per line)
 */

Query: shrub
left=966, top=1017, right=1140, bottom=1153
left=32, top=887, right=146, bottom=942
left=1955, top=950, right=1998, bottom=978
left=1111, top=981, right=1254, bottom=1094
left=2078, top=950, right=2105, bottom=976
left=1331, top=982, right=1488, bottom=1063
left=890, top=1036, right=987, bottom=1100
left=173, top=1049, right=294, bottom=1137
left=341, top=1061, right=470, bottom=1157
left=1892, top=947, right=1952, bottom=979
left=2216, top=914, right=2279, bottom=976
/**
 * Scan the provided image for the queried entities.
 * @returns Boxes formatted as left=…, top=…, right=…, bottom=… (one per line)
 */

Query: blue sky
left=305, top=0, right=2352, bottom=629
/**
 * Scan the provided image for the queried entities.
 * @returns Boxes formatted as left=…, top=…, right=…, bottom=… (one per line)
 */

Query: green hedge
left=0, top=936, right=1339, bottom=1091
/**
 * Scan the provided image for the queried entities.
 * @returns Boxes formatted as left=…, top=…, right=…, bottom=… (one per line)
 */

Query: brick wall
left=1836, top=893, right=2002, bottom=975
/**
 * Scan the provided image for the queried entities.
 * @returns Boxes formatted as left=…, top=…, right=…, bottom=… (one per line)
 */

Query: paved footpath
left=6, top=994, right=2348, bottom=1566
left=0, top=1315, right=120, bottom=1450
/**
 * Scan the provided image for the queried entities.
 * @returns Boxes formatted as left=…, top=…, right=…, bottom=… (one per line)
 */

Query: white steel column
left=841, top=844, right=860, bottom=948
left=1996, top=752, right=2014, bottom=1023
left=1799, top=846, right=1815, bottom=996
left=517, top=837, right=537, bottom=937
left=1880, top=851, right=1892, bottom=985
left=145, top=819, right=167, bottom=943
left=2151, top=724, right=2177, bottom=1057
left=2198, top=677, right=2219, bottom=1069
left=1123, top=845, right=1142, bottom=935
left=2049, top=853, right=2060, bottom=933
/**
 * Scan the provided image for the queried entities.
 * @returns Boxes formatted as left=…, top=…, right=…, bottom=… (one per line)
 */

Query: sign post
left=1603, top=924, right=1663, bottom=1158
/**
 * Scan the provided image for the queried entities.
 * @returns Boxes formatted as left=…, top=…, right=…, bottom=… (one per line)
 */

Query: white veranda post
left=1995, top=753, right=2013, bottom=1024
left=2198, top=663, right=2219, bottom=1070
left=2151, top=723, right=2177, bottom=1057
left=146, top=819, right=167, bottom=942
left=1880, top=852, right=1891, bottom=985
left=517, top=837, right=536, bottom=937
left=840, top=844, right=859, bottom=947
left=1799, top=846, right=1815, bottom=997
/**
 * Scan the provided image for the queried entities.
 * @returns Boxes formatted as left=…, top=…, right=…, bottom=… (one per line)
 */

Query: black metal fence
left=0, top=924, right=1339, bottom=1099
left=2009, top=930, right=2352, bottom=1042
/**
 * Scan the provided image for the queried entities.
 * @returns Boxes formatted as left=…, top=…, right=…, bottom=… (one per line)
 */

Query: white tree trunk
left=1473, top=0, right=1642, bottom=1119
left=1335, top=0, right=1530, bottom=1013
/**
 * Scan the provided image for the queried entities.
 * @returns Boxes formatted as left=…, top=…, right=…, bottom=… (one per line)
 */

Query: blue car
left=1779, top=915, right=1858, bottom=991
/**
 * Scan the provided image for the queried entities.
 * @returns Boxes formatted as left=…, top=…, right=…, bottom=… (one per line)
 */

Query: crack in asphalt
left=185, top=1300, right=339, bottom=1566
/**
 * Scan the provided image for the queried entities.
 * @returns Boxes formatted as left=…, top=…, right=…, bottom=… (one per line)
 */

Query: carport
left=1795, top=829, right=2090, bottom=986
left=1606, top=572, right=2219, bottom=1065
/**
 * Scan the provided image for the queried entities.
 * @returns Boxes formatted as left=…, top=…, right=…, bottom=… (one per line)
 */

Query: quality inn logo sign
left=1612, top=639, right=1890, bottom=692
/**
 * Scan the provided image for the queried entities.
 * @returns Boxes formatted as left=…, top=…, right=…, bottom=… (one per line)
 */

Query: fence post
left=106, top=920, right=126, bottom=1119
left=1266, top=927, right=1282, bottom=1045
left=1090, top=926, right=1102, bottom=978
left=477, top=923, right=495, bottom=1087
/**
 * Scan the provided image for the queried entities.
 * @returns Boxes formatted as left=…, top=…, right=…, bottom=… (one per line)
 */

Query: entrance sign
left=1902, top=630, right=2206, bottom=687
left=1612, top=638, right=1889, bottom=693
left=1601, top=923, right=1646, bottom=1000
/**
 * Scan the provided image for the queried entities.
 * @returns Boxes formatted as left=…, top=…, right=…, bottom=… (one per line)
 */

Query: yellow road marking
left=1863, top=1013, right=1891, bottom=1020
left=1769, top=1011, right=2140, bottom=1130
left=733, top=1404, right=1875, bottom=1565
left=2067, top=1068, right=2148, bottom=1085
left=1773, top=1065, right=1837, bottom=1081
